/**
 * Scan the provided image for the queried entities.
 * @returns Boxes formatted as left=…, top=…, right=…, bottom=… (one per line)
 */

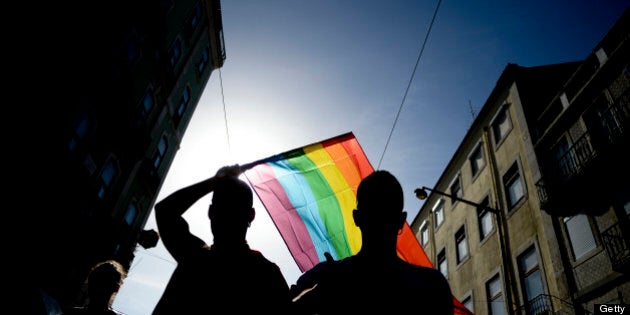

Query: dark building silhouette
left=20, top=0, right=226, bottom=312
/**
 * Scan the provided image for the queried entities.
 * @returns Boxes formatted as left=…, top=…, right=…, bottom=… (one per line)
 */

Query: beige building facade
left=411, top=9, right=629, bottom=315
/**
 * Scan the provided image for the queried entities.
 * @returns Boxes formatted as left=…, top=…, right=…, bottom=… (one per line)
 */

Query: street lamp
left=414, top=186, right=517, bottom=315
left=414, top=186, right=499, bottom=214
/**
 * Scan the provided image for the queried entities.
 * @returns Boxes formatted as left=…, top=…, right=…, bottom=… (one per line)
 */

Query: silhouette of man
left=152, top=165, right=291, bottom=315
left=291, top=170, right=454, bottom=315
left=65, top=260, right=126, bottom=315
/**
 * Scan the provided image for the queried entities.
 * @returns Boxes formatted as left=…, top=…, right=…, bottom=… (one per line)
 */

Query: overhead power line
left=218, top=68, right=231, bottom=154
left=377, top=0, right=443, bottom=170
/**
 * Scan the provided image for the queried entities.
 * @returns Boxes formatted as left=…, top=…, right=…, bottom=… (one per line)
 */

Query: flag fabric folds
left=243, top=132, right=473, bottom=315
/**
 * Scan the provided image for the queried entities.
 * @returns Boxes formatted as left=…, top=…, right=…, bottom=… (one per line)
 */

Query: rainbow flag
left=243, top=132, right=472, bottom=315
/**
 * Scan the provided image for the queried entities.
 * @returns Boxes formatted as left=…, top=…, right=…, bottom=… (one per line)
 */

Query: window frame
left=419, top=220, right=429, bottom=247
left=468, top=141, right=486, bottom=180
left=490, top=103, right=513, bottom=148
left=449, top=174, right=463, bottom=207
left=69, top=114, right=92, bottom=152
left=517, top=245, right=546, bottom=307
left=140, top=87, right=155, bottom=118
left=503, top=161, right=525, bottom=210
left=461, top=293, right=474, bottom=313
left=477, top=196, right=494, bottom=241
left=97, top=159, right=118, bottom=199
left=455, top=225, right=469, bottom=264
left=437, top=248, right=448, bottom=278
left=153, top=135, right=168, bottom=169
left=486, top=273, right=507, bottom=315
left=169, top=37, right=182, bottom=67
left=176, top=85, right=192, bottom=119
left=433, top=199, right=445, bottom=229
left=197, top=46, right=210, bottom=76
left=125, top=200, right=139, bottom=226
left=564, top=214, right=597, bottom=261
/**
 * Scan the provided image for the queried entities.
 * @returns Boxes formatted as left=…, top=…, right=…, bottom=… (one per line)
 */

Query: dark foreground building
left=18, top=0, right=226, bottom=313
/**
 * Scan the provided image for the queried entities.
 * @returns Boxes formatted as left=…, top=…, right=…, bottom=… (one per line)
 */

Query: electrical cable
left=376, top=0, right=443, bottom=169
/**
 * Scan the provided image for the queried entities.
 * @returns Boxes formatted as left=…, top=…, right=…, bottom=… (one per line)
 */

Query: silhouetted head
left=87, top=260, right=126, bottom=305
left=354, top=170, right=406, bottom=237
left=209, top=177, right=255, bottom=241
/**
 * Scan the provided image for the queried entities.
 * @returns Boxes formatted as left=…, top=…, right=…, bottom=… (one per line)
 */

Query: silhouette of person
left=152, top=165, right=291, bottom=315
left=64, top=260, right=127, bottom=315
left=290, top=170, right=454, bottom=315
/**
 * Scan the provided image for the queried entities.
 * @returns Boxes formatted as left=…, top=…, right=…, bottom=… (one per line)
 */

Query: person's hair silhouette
left=152, top=165, right=291, bottom=315
left=64, top=260, right=126, bottom=315
left=291, top=170, right=454, bottom=315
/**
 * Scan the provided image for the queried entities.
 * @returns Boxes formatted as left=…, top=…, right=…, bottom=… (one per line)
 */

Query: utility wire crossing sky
left=113, top=2, right=628, bottom=315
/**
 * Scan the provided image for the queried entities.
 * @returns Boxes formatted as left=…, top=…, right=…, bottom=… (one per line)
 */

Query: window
left=450, top=176, right=462, bottom=205
left=153, top=136, right=168, bottom=169
left=97, top=160, right=117, bottom=199
left=565, top=214, right=596, bottom=260
left=491, top=105, right=512, bottom=145
left=69, top=115, right=91, bottom=151
left=477, top=197, right=494, bottom=240
left=486, top=274, right=506, bottom=315
left=177, top=86, right=191, bottom=118
left=560, top=92, right=570, bottom=109
left=469, top=143, right=485, bottom=178
left=503, top=162, right=524, bottom=209
left=437, top=248, right=447, bottom=278
left=197, top=47, right=210, bottom=75
left=141, top=89, right=154, bottom=117
left=125, top=202, right=138, bottom=226
left=169, top=38, right=182, bottom=67
left=434, top=200, right=445, bottom=228
left=420, top=221, right=429, bottom=247
left=455, top=226, right=469, bottom=264
left=518, top=246, right=545, bottom=312
left=554, top=137, right=573, bottom=177
left=595, top=47, right=608, bottom=66
left=188, top=2, right=202, bottom=33
left=462, top=295, right=474, bottom=313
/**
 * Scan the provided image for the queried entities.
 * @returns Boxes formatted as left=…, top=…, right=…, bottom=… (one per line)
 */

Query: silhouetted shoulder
left=64, top=307, right=122, bottom=315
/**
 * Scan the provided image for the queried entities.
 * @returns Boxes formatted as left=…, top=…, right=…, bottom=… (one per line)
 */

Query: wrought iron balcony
left=600, top=222, right=630, bottom=273
left=535, top=89, right=629, bottom=216
left=515, top=294, right=581, bottom=315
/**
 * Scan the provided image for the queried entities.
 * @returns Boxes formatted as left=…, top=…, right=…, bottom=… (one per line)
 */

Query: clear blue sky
left=113, top=1, right=627, bottom=314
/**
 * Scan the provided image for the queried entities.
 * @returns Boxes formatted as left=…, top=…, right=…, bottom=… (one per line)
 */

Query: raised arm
left=155, top=165, right=241, bottom=261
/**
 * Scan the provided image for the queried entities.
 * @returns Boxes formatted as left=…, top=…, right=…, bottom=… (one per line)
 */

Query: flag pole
left=239, top=131, right=356, bottom=172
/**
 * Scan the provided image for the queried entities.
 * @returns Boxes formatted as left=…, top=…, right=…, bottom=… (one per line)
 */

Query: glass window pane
left=508, top=176, right=524, bottom=206
left=439, top=260, right=447, bottom=277
left=102, top=162, right=115, bottom=185
left=436, top=208, right=444, bottom=226
left=488, top=277, right=502, bottom=296
left=143, top=92, right=154, bottom=114
left=490, top=295, right=506, bottom=315
left=457, top=238, right=468, bottom=261
left=462, top=296, right=473, bottom=313
left=523, top=269, right=544, bottom=300
left=481, top=212, right=493, bottom=238
left=421, top=226, right=429, bottom=246
left=125, top=203, right=138, bottom=226
left=565, top=215, right=596, bottom=259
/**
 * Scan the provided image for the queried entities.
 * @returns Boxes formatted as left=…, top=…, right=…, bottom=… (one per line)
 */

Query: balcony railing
left=535, top=88, right=629, bottom=214
left=600, top=222, right=630, bottom=273
left=515, top=294, right=582, bottom=315
left=556, top=132, right=597, bottom=180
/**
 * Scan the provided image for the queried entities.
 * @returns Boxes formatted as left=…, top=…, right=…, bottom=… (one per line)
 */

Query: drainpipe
left=483, top=127, right=519, bottom=315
